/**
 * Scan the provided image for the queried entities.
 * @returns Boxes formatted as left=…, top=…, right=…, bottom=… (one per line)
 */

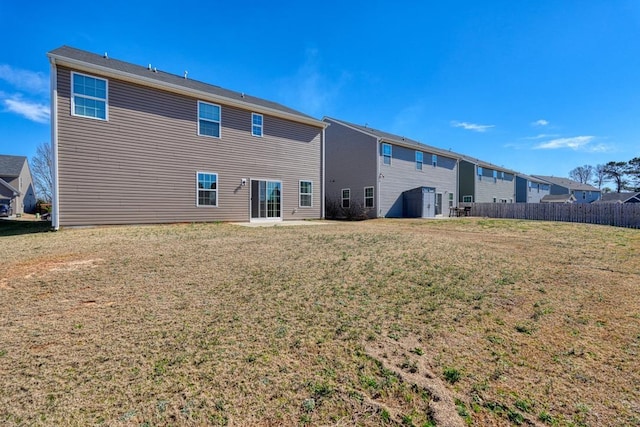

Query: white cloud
left=451, top=121, right=494, bottom=132
left=0, top=64, right=49, bottom=95
left=532, top=119, right=549, bottom=127
left=524, top=133, right=560, bottom=140
left=3, top=97, right=50, bottom=123
left=277, top=48, right=348, bottom=116
left=534, top=136, right=594, bottom=150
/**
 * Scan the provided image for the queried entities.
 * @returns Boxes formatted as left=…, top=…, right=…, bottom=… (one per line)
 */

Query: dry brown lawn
left=0, top=218, right=638, bottom=426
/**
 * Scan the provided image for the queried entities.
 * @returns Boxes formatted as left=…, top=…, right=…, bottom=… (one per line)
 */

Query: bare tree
left=603, top=161, right=628, bottom=193
left=593, top=164, right=608, bottom=189
left=30, top=141, right=54, bottom=202
left=568, top=165, right=593, bottom=184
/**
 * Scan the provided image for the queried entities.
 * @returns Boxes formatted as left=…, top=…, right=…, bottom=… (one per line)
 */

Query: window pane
left=199, top=103, right=220, bottom=121
left=252, top=125, right=262, bottom=136
left=200, top=120, right=220, bottom=137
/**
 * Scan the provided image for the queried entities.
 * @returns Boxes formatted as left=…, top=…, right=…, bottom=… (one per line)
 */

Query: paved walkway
left=231, top=220, right=332, bottom=227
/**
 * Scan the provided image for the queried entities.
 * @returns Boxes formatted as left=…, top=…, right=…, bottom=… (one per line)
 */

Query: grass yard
left=0, top=218, right=638, bottom=426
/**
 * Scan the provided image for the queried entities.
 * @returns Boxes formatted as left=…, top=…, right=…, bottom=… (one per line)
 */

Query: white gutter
left=50, top=59, right=60, bottom=230
left=48, top=54, right=328, bottom=130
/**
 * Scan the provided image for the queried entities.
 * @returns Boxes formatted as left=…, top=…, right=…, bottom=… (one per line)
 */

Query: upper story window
left=252, top=113, right=263, bottom=137
left=197, top=172, right=218, bottom=207
left=364, top=186, right=374, bottom=208
left=432, top=154, right=437, bottom=167
left=415, top=151, right=423, bottom=170
left=477, top=166, right=483, bottom=176
left=382, top=143, right=392, bottom=165
left=198, top=101, right=221, bottom=138
left=299, top=180, right=312, bottom=207
left=72, top=72, right=107, bottom=120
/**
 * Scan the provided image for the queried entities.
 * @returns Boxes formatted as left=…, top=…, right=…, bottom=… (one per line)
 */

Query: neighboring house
left=532, top=175, right=601, bottom=204
left=48, top=46, right=327, bottom=228
left=0, top=154, right=37, bottom=216
left=515, top=173, right=551, bottom=203
left=323, top=117, right=459, bottom=218
left=592, top=192, right=640, bottom=204
left=540, top=194, right=577, bottom=203
left=458, top=157, right=517, bottom=204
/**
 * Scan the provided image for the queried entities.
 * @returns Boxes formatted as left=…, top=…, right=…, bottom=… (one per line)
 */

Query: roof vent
left=148, top=64, right=152, bottom=70
left=153, top=67, right=157, bottom=73
left=184, top=71, right=188, bottom=79
left=104, top=52, right=108, bottom=59
left=241, top=93, right=245, bottom=98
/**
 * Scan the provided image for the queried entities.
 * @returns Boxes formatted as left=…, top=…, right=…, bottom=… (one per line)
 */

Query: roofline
left=531, top=175, right=600, bottom=191
left=323, top=116, right=460, bottom=160
left=48, top=52, right=327, bottom=130
left=0, top=177, right=19, bottom=195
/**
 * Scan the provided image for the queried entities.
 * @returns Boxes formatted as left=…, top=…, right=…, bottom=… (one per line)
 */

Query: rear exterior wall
left=379, top=144, right=457, bottom=217
left=324, top=121, right=378, bottom=217
left=55, top=67, right=323, bottom=226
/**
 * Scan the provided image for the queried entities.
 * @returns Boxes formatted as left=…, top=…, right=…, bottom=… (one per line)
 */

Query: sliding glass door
left=251, top=180, right=282, bottom=220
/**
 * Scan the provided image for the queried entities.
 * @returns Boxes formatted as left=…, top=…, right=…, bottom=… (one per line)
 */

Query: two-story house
left=515, top=173, right=551, bottom=203
left=458, top=157, right=517, bottom=204
left=48, top=46, right=327, bottom=228
left=532, top=175, right=601, bottom=204
left=323, top=117, right=459, bottom=218
left=0, top=155, right=36, bottom=216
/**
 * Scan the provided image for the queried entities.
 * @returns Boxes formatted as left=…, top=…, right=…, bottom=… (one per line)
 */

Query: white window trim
left=342, top=188, right=351, bottom=208
left=299, top=179, right=313, bottom=208
left=198, top=101, right=222, bottom=138
left=196, top=171, right=218, bottom=207
left=382, top=143, right=392, bottom=165
left=364, top=186, right=374, bottom=208
left=252, top=112, right=263, bottom=137
left=71, top=71, right=108, bottom=121
left=415, top=151, right=423, bottom=170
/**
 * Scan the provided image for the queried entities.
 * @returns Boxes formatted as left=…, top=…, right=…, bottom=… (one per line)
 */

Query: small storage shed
left=403, top=186, right=436, bottom=218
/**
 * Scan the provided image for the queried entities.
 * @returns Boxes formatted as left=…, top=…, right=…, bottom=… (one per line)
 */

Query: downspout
left=321, top=126, right=326, bottom=219
left=455, top=158, right=460, bottom=208
left=376, top=138, right=381, bottom=218
left=50, top=58, right=60, bottom=230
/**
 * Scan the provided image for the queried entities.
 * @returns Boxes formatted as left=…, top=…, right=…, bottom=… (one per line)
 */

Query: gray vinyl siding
left=475, top=173, right=515, bottom=203
left=56, top=67, right=322, bottom=226
left=0, top=164, right=36, bottom=215
left=515, top=176, right=527, bottom=203
left=324, top=120, right=377, bottom=216
left=458, top=161, right=475, bottom=202
left=379, top=144, right=457, bottom=217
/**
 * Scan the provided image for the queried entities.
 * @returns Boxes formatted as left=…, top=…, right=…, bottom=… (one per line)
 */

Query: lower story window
left=448, top=193, right=454, bottom=207
left=197, top=172, right=218, bottom=206
left=342, top=188, right=350, bottom=208
left=364, top=186, right=374, bottom=208
left=463, top=195, right=473, bottom=203
left=299, top=180, right=312, bottom=207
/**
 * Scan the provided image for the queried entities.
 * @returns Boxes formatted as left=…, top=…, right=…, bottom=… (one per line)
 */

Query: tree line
left=569, top=158, right=640, bottom=193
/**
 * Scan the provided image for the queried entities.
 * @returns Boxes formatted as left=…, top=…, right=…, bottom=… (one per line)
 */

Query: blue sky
left=1, top=1, right=639, bottom=177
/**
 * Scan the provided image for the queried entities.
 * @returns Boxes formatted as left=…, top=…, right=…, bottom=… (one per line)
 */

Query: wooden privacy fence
left=468, top=203, right=640, bottom=229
